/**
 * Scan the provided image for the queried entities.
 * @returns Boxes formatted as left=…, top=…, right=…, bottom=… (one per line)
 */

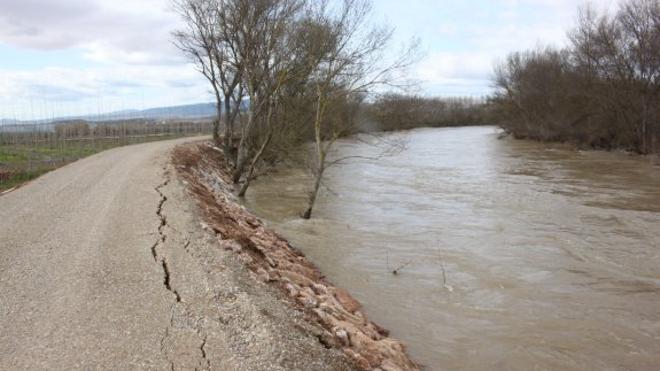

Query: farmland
left=0, top=119, right=212, bottom=192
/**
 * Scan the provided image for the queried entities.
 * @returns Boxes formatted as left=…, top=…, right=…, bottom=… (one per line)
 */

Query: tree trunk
left=238, top=131, right=272, bottom=197
left=641, top=96, right=649, bottom=154
left=303, top=90, right=327, bottom=219
left=223, top=94, right=233, bottom=158
left=232, top=145, right=247, bottom=183
left=233, top=101, right=254, bottom=184
left=212, top=118, right=221, bottom=145
left=302, top=165, right=323, bottom=219
left=213, top=87, right=223, bottom=145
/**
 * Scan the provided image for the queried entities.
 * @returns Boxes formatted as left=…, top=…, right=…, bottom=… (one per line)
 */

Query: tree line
left=491, top=0, right=660, bottom=154
left=173, top=0, right=417, bottom=218
left=364, top=95, right=489, bottom=132
left=0, top=120, right=211, bottom=146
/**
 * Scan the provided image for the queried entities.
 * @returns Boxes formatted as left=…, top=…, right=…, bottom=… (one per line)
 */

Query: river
left=243, top=126, right=660, bottom=371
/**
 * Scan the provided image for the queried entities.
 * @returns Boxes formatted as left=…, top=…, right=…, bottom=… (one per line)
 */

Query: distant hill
left=0, top=102, right=218, bottom=127
left=101, top=103, right=217, bottom=121
left=0, top=119, right=20, bottom=126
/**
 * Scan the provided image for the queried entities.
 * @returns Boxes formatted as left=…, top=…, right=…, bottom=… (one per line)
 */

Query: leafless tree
left=493, top=0, right=659, bottom=153
left=224, top=0, right=309, bottom=195
left=366, top=94, right=488, bottom=131
left=301, top=0, right=418, bottom=219
left=172, top=0, right=243, bottom=156
left=173, top=0, right=420, bottom=203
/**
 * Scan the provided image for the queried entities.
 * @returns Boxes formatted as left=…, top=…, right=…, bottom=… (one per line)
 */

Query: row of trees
left=173, top=0, right=416, bottom=218
left=491, top=0, right=660, bottom=154
left=365, top=94, right=489, bottom=132
left=0, top=120, right=211, bottom=146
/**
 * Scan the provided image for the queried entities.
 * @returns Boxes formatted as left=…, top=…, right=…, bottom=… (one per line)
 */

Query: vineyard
left=0, top=119, right=212, bottom=192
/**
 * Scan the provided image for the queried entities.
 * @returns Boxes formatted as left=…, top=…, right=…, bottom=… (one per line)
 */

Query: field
left=0, top=120, right=212, bottom=192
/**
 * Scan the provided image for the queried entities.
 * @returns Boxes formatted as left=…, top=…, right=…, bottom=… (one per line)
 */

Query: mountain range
left=0, top=102, right=218, bottom=126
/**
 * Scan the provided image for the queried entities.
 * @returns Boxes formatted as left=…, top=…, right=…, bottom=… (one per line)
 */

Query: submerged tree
left=301, top=0, right=418, bottom=219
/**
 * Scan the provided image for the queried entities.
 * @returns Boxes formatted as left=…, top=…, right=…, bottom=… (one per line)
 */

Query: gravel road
left=0, top=137, right=354, bottom=370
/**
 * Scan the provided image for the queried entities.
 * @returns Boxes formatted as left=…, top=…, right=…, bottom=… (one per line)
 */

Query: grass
left=0, top=134, right=196, bottom=192
left=0, top=168, right=52, bottom=191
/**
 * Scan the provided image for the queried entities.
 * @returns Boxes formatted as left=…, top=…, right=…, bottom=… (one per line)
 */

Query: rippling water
left=244, top=126, right=660, bottom=371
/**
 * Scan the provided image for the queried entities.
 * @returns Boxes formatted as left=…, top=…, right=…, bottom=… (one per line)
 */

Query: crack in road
left=200, top=335, right=210, bottom=369
left=153, top=172, right=213, bottom=370
left=161, top=259, right=181, bottom=303
left=152, top=179, right=169, bottom=262
left=154, top=175, right=180, bottom=302
left=154, top=174, right=183, bottom=368
left=154, top=172, right=212, bottom=370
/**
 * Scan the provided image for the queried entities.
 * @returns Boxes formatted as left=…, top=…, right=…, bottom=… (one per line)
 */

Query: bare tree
left=493, top=0, right=659, bottom=154
left=173, top=0, right=419, bottom=203
left=224, top=0, right=307, bottom=195
left=173, top=0, right=243, bottom=156
left=366, top=94, right=488, bottom=131
left=617, top=0, right=660, bottom=153
left=301, top=0, right=418, bottom=219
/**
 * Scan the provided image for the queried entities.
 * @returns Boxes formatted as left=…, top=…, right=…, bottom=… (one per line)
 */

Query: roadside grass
left=0, top=134, right=193, bottom=192
left=0, top=168, right=53, bottom=191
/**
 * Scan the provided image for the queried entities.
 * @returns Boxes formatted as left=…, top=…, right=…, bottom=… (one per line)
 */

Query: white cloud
left=0, top=0, right=207, bottom=118
left=405, top=0, right=619, bottom=96
left=0, top=0, right=183, bottom=64
left=0, top=64, right=210, bottom=119
left=416, top=52, right=493, bottom=81
left=0, top=0, right=627, bottom=116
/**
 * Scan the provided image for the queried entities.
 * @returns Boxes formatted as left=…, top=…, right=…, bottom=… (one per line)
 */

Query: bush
left=491, top=0, right=660, bottom=153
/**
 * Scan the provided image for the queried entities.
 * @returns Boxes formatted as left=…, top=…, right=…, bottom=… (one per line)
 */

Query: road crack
left=162, top=259, right=181, bottom=302
left=200, top=335, right=210, bottom=369
left=153, top=179, right=169, bottom=262
left=153, top=175, right=180, bottom=303
left=154, top=171, right=210, bottom=370
left=160, top=311, right=176, bottom=370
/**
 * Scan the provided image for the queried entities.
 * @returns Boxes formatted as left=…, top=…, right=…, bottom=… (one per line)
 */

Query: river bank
left=172, top=142, right=419, bottom=371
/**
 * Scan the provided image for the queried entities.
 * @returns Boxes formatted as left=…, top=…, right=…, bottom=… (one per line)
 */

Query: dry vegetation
left=364, top=94, right=490, bottom=132
left=491, top=0, right=660, bottom=154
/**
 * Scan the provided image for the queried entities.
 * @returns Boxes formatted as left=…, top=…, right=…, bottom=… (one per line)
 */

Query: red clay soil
left=172, top=143, right=419, bottom=371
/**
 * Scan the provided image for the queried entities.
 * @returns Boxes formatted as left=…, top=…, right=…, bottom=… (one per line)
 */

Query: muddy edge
left=171, top=142, right=419, bottom=371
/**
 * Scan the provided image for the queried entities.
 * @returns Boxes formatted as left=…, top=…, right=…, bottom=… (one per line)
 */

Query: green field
left=0, top=119, right=214, bottom=192
left=0, top=135, right=190, bottom=192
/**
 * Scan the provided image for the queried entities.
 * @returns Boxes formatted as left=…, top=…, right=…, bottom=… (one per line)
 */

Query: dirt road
left=0, top=138, right=353, bottom=370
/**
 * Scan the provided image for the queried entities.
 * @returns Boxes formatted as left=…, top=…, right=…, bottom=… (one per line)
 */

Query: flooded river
left=244, top=126, right=660, bottom=371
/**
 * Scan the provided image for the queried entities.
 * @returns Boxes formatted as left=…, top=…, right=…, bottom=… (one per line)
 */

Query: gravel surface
left=0, top=137, right=355, bottom=370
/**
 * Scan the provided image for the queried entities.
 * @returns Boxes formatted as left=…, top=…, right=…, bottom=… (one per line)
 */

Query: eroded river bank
left=243, top=126, right=660, bottom=371
left=174, top=143, right=418, bottom=370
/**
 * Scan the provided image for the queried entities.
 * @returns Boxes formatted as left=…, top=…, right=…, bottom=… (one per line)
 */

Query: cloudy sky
left=0, top=0, right=616, bottom=120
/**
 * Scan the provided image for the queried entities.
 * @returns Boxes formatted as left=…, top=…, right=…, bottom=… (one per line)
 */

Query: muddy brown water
left=244, top=126, right=660, bottom=371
